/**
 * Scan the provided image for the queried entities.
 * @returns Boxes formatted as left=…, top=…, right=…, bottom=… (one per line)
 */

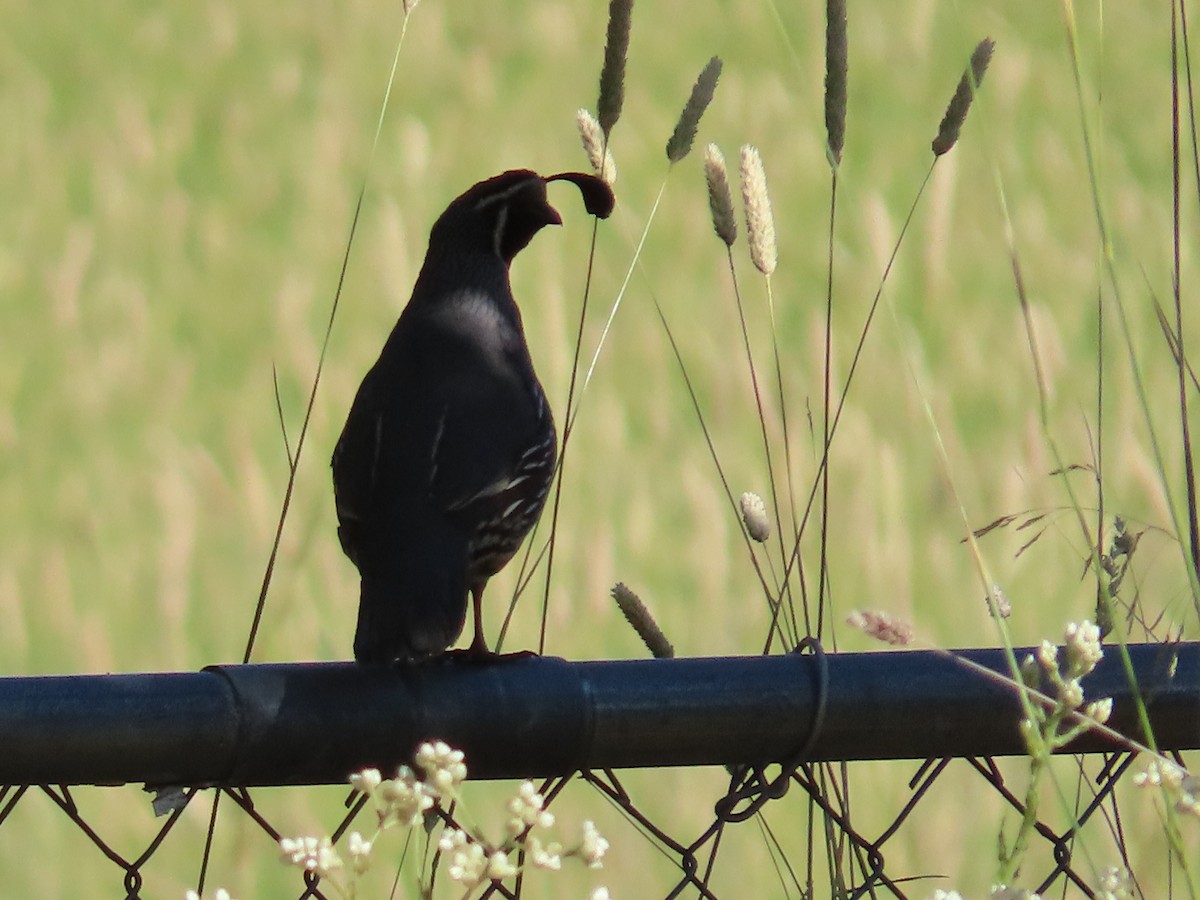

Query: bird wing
left=330, top=367, right=390, bottom=566
left=427, top=363, right=548, bottom=527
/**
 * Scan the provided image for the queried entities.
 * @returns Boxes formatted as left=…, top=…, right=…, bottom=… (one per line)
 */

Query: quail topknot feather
left=332, top=169, right=614, bottom=664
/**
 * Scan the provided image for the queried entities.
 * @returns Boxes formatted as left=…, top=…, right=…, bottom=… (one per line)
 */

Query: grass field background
left=1, top=0, right=1196, bottom=895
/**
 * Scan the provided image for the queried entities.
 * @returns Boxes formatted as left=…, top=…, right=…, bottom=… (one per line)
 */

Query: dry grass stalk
left=932, top=37, right=996, bottom=156
left=703, top=143, right=737, bottom=246
left=577, top=109, right=617, bottom=184
left=666, top=56, right=723, bottom=163
left=612, top=582, right=675, bottom=658
left=739, top=145, right=777, bottom=276
left=824, top=0, right=848, bottom=166
left=597, top=0, right=634, bottom=136
left=846, top=610, right=913, bottom=646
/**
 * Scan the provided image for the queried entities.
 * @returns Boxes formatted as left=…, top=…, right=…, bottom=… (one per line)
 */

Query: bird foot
left=440, top=647, right=540, bottom=665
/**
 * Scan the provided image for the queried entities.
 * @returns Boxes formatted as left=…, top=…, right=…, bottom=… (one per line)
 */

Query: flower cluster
left=507, top=780, right=556, bottom=835
left=438, top=781, right=608, bottom=890
left=279, top=835, right=342, bottom=878
left=277, top=742, right=610, bottom=897
left=1000, top=622, right=1115, bottom=892
left=1097, top=866, right=1134, bottom=899
left=439, top=828, right=518, bottom=887
left=1019, top=620, right=1111, bottom=755
left=1134, top=757, right=1200, bottom=818
left=416, top=739, right=468, bottom=796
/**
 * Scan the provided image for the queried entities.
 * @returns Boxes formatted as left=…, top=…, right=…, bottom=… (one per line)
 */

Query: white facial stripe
left=492, top=205, right=508, bottom=259
left=474, top=179, right=537, bottom=213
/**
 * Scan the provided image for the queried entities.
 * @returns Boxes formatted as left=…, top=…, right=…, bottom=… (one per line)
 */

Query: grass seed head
left=739, top=491, right=770, bottom=542
left=932, top=37, right=995, bottom=156
left=611, top=582, right=675, bottom=658
left=739, top=145, right=777, bottom=276
left=666, top=56, right=723, bottom=163
left=704, top=143, right=737, bottom=246
left=577, top=109, right=617, bottom=184
left=824, top=0, right=848, bottom=166
left=597, top=0, right=634, bottom=136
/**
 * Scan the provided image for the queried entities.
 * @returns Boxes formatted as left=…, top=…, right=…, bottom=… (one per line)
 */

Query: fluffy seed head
left=846, top=610, right=913, bottom=647
left=739, top=145, right=777, bottom=276
left=577, top=109, right=617, bottom=184
left=739, top=491, right=770, bottom=542
left=704, top=144, right=737, bottom=246
left=612, top=582, right=674, bottom=658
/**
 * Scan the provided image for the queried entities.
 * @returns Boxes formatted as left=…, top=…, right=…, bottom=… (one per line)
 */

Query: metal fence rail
left=2, top=643, right=1196, bottom=787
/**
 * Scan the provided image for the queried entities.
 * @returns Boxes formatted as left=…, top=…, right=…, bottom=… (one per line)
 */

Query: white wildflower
left=279, top=835, right=342, bottom=877
left=1036, top=640, right=1058, bottom=674
left=579, top=820, right=609, bottom=868
left=416, top=740, right=468, bottom=796
left=376, top=766, right=434, bottom=827
left=1098, top=865, right=1133, bottom=899
left=486, top=849, right=518, bottom=880
left=1059, top=678, right=1084, bottom=710
left=527, top=835, right=564, bottom=871
left=1084, top=697, right=1113, bottom=724
left=1133, top=757, right=1187, bottom=789
left=1064, top=620, right=1103, bottom=676
left=347, top=830, right=372, bottom=874
left=507, top=780, right=556, bottom=835
left=440, top=829, right=486, bottom=888
left=349, top=767, right=382, bottom=797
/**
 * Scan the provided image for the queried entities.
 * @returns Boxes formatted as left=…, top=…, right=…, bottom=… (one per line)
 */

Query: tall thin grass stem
left=650, top=293, right=794, bottom=649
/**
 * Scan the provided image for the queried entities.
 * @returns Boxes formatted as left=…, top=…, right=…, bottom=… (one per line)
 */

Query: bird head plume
left=427, top=169, right=615, bottom=266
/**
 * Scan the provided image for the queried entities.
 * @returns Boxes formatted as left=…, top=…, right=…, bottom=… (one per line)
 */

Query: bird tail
left=353, top=558, right=470, bottom=665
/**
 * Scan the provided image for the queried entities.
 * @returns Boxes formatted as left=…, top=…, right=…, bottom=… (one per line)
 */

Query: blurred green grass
left=1, top=0, right=1196, bottom=895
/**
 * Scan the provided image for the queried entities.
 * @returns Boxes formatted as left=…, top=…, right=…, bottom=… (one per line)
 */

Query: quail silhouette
left=333, top=169, right=614, bottom=664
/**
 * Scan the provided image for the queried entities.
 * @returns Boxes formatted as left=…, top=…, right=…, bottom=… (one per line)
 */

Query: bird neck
left=406, top=247, right=530, bottom=347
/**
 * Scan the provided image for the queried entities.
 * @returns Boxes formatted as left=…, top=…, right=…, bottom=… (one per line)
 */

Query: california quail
left=332, top=169, right=614, bottom=664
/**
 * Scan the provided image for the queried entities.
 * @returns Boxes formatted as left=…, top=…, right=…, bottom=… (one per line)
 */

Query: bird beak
left=546, top=172, right=616, bottom=219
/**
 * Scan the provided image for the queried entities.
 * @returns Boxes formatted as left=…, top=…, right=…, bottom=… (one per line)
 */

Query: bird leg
left=466, top=585, right=491, bottom=659
left=456, top=584, right=536, bottom=663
